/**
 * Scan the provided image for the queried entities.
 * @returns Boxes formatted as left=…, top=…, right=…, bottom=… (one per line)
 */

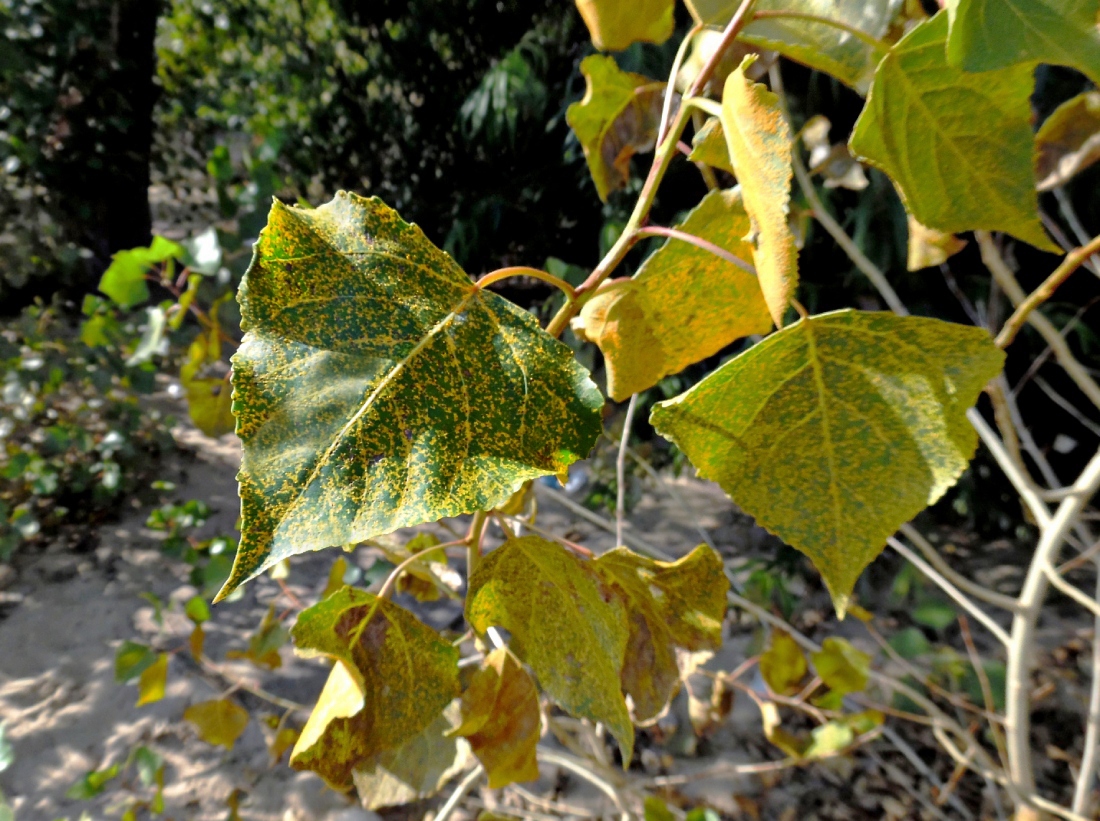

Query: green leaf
left=184, top=699, right=250, bottom=750
left=0, top=723, right=12, bottom=773
left=945, top=0, right=1100, bottom=84
left=803, top=720, right=855, bottom=759
left=115, top=640, right=156, bottom=682
left=649, top=310, right=1004, bottom=612
left=222, top=193, right=603, bottom=598
left=849, top=12, right=1057, bottom=252
left=465, top=535, right=634, bottom=762
left=575, top=189, right=772, bottom=401
left=566, top=55, right=666, bottom=202
left=66, top=762, right=122, bottom=799
left=720, top=58, right=799, bottom=327
left=593, top=545, right=728, bottom=723
left=289, top=587, right=460, bottom=789
left=136, top=653, right=169, bottom=706
left=812, top=637, right=871, bottom=696
left=185, top=595, right=211, bottom=624
left=574, top=0, right=674, bottom=51
left=759, top=630, right=807, bottom=695
left=645, top=797, right=677, bottom=821
left=685, top=0, right=904, bottom=93
left=125, top=307, right=167, bottom=367
left=98, top=236, right=183, bottom=309
left=1035, top=91, right=1100, bottom=191
left=688, top=117, right=734, bottom=174
left=888, top=626, right=932, bottom=659
left=450, top=647, right=541, bottom=788
left=912, top=598, right=957, bottom=631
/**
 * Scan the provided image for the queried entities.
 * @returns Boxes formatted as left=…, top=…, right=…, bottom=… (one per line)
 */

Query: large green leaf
left=574, top=0, right=674, bottom=51
left=566, top=55, right=665, bottom=202
left=945, top=0, right=1100, bottom=84
left=290, top=587, right=460, bottom=789
left=465, top=535, right=634, bottom=761
left=221, top=193, right=603, bottom=597
left=685, top=0, right=904, bottom=93
left=594, top=545, right=728, bottom=723
left=720, top=59, right=799, bottom=327
left=849, top=13, right=1057, bottom=252
left=650, top=310, right=1004, bottom=614
left=574, top=188, right=772, bottom=400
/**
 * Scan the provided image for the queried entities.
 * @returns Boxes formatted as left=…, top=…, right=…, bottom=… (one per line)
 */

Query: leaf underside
left=221, top=192, right=603, bottom=598
left=650, top=310, right=1004, bottom=614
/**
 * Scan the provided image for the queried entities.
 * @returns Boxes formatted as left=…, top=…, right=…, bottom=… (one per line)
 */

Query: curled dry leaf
left=906, top=215, right=967, bottom=271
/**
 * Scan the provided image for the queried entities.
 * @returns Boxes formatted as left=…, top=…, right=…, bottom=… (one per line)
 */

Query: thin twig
left=1072, top=564, right=1100, bottom=815
left=537, top=748, right=630, bottom=821
left=617, top=395, right=639, bottom=547
left=959, top=615, right=1010, bottom=772
left=476, top=266, right=575, bottom=300
left=1053, top=188, right=1100, bottom=278
left=634, top=226, right=757, bottom=275
left=434, top=765, right=485, bottom=821
left=1033, top=376, right=1100, bottom=438
left=967, top=408, right=1052, bottom=528
left=533, top=483, right=671, bottom=559
left=898, top=524, right=1020, bottom=612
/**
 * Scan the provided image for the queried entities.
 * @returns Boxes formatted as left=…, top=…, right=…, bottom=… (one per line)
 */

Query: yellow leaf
left=322, top=557, right=348, bottom=600
left=290, top=588, right=460, bottom=789
left=465, top=535, right=634, bottom=763
left=688, top=117, right=734, bottom=174
left=450, top=648, right=541, bottom=788
left=184, top=699, right=249, bottom=750
left=803, top=720, right=854, bottom=759
left=759, top=702, right=805, bottom=758
left=180, top=308, right=234, bottom=438
left=189, top=625, right=205, bottom=660
left=270, top=727, right=300, bottom=763
left=574, top=0, right=674, bottom=51
left=811, top=637, right=870, bottom=696
left=720, top=58, right=799, bottom=327
left=575, top=189, right=772, bottom=401
left=566, top=55, right=666, bottom=202
left=136, top=653, right=168, bottom=707
left=906, top=215, right=967, bottom=271
left=759, top=630, right=807, bottom=696
left=593, top=545, right=728, bottom=723
left=496, top=480, right=535, bottom=517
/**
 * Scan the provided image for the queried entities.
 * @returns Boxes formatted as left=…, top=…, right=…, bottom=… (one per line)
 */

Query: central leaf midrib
left=804, top=320, right=844, bottom=550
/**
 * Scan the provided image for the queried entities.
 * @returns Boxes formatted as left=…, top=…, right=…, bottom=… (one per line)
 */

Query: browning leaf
left=1036, top=91, right=1100, bottom=192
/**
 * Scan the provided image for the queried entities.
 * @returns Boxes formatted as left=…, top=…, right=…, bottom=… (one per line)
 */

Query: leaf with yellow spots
left=385, top=532, right=461, bottom=602
left=465, top=535, right=633, bottom=762
left=220, top=193, right=603, bottom=598
left=566, top=55, right=666, bottom=202
left=759, top=630, right=807, bottom=696
left=574, top=0, right=674, bottom=52
left=574, top=189, right=772, bottom=401
left=289, top=587, right=460, bottom=789
left=720, top=58, right=799, bottom=327
left=184, top=699, right=250, bottom=750
left=593, top=545, right=727, bottom=723
left=650, top=310, right=1004, bottom=615
left=450, top=648, right=540, bottom=788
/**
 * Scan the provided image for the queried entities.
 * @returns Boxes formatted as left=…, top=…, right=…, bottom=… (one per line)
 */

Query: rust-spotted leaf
left=574, top=0, right=674, bottom=52
left=720, top=58, right=798, bottom=327
left=221, top=193, right=603, bottom=598
left=465, top=535, right=633, bottom=761
left=575, top=189, right=771, bottom=401
left=184, top=699, right=249, bottom=750
left=289, top=587, right=459, bottom=789
left=566, top=55, right=666, bottom=202
left=650, top=310, right=1004, bottom=614
left=849, top=12, right=1057, bottom=252
left=593, top=545, right=728, bottom=723
left=450, top=648, right=541, bottom=788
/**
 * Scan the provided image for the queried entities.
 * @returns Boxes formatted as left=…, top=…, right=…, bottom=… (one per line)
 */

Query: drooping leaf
left=322, top=556, right=349, bottom=600
left=574, top=189, right=771, bottom=400
left=677, top=29, right=773, bottom=97
left=125, top=306, right=167, bottom=367
left=180, top=308, right=234, bottom=438
left=189, top=625, right=206, bottom=660
left=685, top=0, right=904, bottom=93
left=566, top=55, right=666, bottom=202
left=1036, top=91, right=1100, bottom=191
left=849, top=12, right=1057, bottom=252
left=803, top=720, right=855, bottom=759
left=270, top=727, right=301, bottom=763
left=574, top=0, right=674, bottom=52
left=184, top=699, right=250, bottom=750
left=720, top=58, right=798, bottom=327
left=759, top=701, right=805, bottom=758
left=98, top=236, right=183, bottom=309
left=465, top=535, right=633, bottom=761
left=222, top=193, right=603, bottom=597
left=226, top=604, right=288, bottom=670
left=115, top=641, right=156, bottom=682
left=290, top=587, right=460, bottom=789
left=185, top=595, right=211, bottom=624
left=944, top=0, right=1100, bottom=84
left=450, top=648, right=541, bottom=788
left=812, top=637, right=871, bottom=696
left=759, top=630, right=807, bottom=695
left=136, top=653, right=169, bottom=706
left=688, top=118, right=734, bottom=174
left=649, top=310, right=1005, bottom=613
left=593, top=545, right=728, bottom=723
left=353, top=708, right=472, bottom=809
left=907, top=216, right=967, bottom=271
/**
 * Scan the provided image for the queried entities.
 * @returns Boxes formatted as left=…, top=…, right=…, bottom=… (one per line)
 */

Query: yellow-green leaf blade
left=566, top=55, right=665, bottom=202
left=649, top=310, right=1004, bottom=614
left=945, top=0, right=1100, bottom=84
left=720, top=60, right=799, bottom=327
left=450, top=647, right=541, bottom=788
left=223, top=193, right=603, bottom=598
left=688, top=117, right=734, bottom=174
left=136, top=653, right=168, bottom=707
left=812, top=637, right=871, bottom=696
left=593, top=545, right=728, bottom=723
left=465, top=535, right=633, bottom=761
left=849, top=12, right=1057, bottom=252
left=574, top=0, right=674, bottom=52
left=184, top=699, right=250, bottom=751
left=290, top=587, right=460, bottom=789
left=759, top=630, right=807, bottom=696
left=575, top=189, right=772, bottom=401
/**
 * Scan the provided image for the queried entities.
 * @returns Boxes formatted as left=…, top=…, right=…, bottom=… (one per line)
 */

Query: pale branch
left=537, top=747, right=630, bottom=821
left=634, top=225, right=757, bottom=275
left=1040, top=558, right=1100, bottom=618
left=896, top=523, right=1020, bottom=612
left=434, top=764, right=485, bottom=821
left=1054, top=187, right=1100, bottom=278
left=658, top=24, right=699, bottom=145
left=616, top=394, right=638, bottom=548
left=533, top=482, right=671, bottom=560
left=967, top=408, right=1052, bottom=528
left=1072, top=568, right=1100, bottom=815
left=992, top=374, right=1061, bottom=489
